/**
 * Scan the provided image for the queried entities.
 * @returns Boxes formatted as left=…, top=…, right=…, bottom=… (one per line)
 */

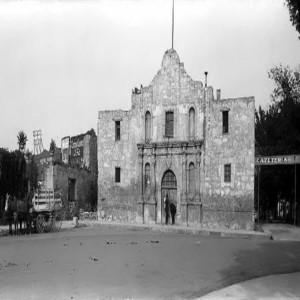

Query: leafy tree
left=17, top=131, right=28, bottom=152
left=256, top=65, right=300, bottom=155
left=0, top=148, right=38, bottom=221
left=285, top=0, right=300, bottom=39
left=25, top=150, right=38, bottom=192
left=255, top=65, right=300, bottom=222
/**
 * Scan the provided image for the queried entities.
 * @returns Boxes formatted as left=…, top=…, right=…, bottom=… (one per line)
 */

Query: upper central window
left=165, top=111, right=174, bottom=138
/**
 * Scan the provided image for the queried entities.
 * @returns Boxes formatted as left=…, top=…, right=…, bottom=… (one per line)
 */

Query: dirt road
left=1, top=227, right=300, bottom=299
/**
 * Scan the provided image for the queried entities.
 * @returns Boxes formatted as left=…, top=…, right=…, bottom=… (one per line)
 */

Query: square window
left=115, top=167, right=121, bottom=183
left=224, top=164, right=231, bottom=183
left=222, top=111, right=229, bottom=134
left=165, top=111, right=174, bottom=138
left=115, top=121, right=120, bottom=141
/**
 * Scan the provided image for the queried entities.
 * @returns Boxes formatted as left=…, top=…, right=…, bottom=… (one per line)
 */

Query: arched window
left=189, top=107, right=195, bottom=139
left=189, top=162, right=195, bottom=193
left=145, top=111, right=151, bottom=142
left=162, top=170, right=177, bottom=187
left=144, top=163, right=151, bottom=191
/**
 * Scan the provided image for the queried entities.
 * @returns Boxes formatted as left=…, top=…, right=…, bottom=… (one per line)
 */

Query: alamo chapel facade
left=97, top=49, right=255, bottom=230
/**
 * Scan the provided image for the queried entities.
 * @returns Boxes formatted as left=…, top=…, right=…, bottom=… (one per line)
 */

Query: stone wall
left=88, top=134, right=98, bottom=175
left=61, top=132, right=97, bottom=173
left=98, top=49, right=208, bottom=224
left=132, top=49, right=209, bottom=226
left=42, top=163, right=96, bottom=218
left=202, top=97, right=255, bottom=230
left=53, top=164, right=95, bottom=218
left=97, top=110, right=141, bottom=222
left=138, top=141, right=202, bottom=226
left=131, top=49, right=206, bottom=144
left=97, top=48, right=255, bottom=230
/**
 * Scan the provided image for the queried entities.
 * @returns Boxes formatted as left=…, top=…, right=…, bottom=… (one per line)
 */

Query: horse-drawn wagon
left=30, top=188, right=64, bottom=233
left=5, top=188, right=63, bottom=235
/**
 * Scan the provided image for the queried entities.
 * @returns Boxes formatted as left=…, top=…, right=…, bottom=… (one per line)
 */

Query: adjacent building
left=97, top=49, right=255, bottom=230
left=34, top=129, right=97, bottom=216
left=61, top=129, right=97, bottom=175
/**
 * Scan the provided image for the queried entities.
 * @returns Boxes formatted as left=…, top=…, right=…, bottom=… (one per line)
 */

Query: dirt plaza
left=1, top=226, right=300, bottom=299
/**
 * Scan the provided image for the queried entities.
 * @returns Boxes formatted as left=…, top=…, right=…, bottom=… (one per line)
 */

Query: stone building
left=34, top=129, right=98, bottom=217
left=61, top=129, right=97, bottom=175
left=97, top=49, right=255, bottom=230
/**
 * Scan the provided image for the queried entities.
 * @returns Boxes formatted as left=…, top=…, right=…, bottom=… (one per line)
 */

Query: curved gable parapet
left=161, top=48, right=180, bottom=68
left=149, top=49, right=204, bottom=105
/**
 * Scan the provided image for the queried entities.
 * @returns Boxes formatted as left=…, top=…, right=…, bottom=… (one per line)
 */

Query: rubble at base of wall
left=98, top=208, right=139, bottom=223
left=98, top=207, right=254, bottom=231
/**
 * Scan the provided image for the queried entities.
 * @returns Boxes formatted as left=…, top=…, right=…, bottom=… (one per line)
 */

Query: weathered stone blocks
left=97, top=49, right=255, bottom=230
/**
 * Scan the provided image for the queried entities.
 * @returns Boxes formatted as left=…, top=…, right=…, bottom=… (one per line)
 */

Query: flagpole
left=172, top=0, right=174, bottom=49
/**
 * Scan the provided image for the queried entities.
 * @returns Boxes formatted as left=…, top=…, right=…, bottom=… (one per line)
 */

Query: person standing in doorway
left=164, top=194, right=170, bottom=225
left=170, top=201, right=176, bottom=225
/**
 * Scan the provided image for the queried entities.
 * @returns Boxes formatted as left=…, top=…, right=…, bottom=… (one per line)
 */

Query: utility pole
left=258, top=166, right=260, bottom=224
left=294, top=164, right=297, bottom=226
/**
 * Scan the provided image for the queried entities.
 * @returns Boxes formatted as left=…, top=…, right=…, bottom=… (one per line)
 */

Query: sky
left=0, top=0, right=299, bottom=152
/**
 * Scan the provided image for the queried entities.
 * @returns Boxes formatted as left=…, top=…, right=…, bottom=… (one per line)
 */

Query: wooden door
left=161, top=170, right=177, bottom=224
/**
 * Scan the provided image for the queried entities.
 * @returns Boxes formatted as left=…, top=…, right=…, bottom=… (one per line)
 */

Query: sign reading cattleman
left=256, top=155, right=300, bottom=165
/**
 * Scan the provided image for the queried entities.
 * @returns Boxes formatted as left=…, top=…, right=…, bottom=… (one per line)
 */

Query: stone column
left=195, top=145, right=201, bottom=225
left=186, top=159, right=189, bottom=226
left=195, top=145, right=201, bottom=202
left=152, top=145, right=157, bottom=223
left=138, top=147, right=144, bottom=223
left=181, top=143, right=187, bottom=225
left=182, top=143, right=188, bottom=226
left=182, top=143, right=188, bottom=201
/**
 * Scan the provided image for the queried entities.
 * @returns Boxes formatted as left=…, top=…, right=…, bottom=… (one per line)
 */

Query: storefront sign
left=255, top=155, right=300, bottom=165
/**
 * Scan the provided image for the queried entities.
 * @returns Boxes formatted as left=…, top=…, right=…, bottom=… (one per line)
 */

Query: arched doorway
left=161, top=170, right=177, bottom=224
